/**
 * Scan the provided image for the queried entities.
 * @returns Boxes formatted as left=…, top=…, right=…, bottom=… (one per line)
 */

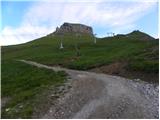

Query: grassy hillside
left=2, top=32, right=158, bottom=73
left=1, top=31, right=159, bottom=118
left=126, top=30, right=155, bottom=40
left=1, top=60, right=67, bottom=118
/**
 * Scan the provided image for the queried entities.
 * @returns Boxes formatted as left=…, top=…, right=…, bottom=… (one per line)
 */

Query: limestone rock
left=54, top=22, right=93, bottom=35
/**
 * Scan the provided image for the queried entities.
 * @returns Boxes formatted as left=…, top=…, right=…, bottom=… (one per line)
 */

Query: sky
left=0, top=0, right=159, bottom=46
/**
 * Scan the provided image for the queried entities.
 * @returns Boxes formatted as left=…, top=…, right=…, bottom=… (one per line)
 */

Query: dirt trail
left=19, top=60, right=159, bottom=119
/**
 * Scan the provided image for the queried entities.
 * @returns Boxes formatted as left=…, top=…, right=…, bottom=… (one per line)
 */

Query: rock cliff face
left=54, top=22, right=93, bottom=35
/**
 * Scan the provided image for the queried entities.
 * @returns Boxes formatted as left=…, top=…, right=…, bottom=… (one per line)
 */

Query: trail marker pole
left=94, top=33, right=97, bottom=44
left=60, top=33, right=64, bottom=49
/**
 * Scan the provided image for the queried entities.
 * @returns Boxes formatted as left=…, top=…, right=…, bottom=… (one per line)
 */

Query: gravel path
left=19, top=60, right=159, bottom=119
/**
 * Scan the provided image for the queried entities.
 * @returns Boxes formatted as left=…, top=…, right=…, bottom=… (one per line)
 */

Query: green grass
left=1, top=60, right=67, bottom=118
left=2, top=33, right=158, bottom=72
left=128, top=60, right=158, bottom=73
left=1, top=32, right=159, bottom=118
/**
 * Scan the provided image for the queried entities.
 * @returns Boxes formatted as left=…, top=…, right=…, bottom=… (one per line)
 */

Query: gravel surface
left=19, top=60, right=159, bottom=119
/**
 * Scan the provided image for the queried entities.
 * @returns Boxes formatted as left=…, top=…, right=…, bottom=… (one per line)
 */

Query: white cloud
left=1, top=25, right=54, bottom=45
left=23, top=1, right=156, bottom=27
left=1, top=0, right=157, bottom=45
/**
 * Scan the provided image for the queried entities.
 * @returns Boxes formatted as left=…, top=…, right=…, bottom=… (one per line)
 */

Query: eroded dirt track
left=19, top=60, right=159, bottom=119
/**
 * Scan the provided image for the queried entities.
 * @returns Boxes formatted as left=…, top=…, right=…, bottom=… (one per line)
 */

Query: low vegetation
left=1, top=30, right=158, bottom=118
left=2, top=32, right=158, bottom=73
left=1, top=60, right=67, bottom=118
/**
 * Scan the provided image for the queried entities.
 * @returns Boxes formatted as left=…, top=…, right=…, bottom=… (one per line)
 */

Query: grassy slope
left=1, top=32, right=159, bottom=118
left=2, top=61, right=67, bottom=118
left=2, top=33, right=158, bottom=72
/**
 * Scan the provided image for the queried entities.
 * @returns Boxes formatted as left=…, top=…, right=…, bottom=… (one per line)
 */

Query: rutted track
left=19, top=60, right=159, bottom=119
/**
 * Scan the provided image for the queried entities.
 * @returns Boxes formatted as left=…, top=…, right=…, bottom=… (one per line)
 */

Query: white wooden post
left=94, top=33, right=97, bottom=44
left=60, top=33, right=64, bottom=49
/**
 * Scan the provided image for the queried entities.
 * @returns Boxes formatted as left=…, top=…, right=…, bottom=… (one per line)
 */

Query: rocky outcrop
left=54, top=22, right=93, bottom=35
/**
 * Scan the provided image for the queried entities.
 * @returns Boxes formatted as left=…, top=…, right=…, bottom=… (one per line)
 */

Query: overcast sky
left=1, top=0, right=158, bottom=46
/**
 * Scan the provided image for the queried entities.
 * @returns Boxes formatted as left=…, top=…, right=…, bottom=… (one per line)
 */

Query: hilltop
left=127, top=30, right=156, bottom=41
left=52, top=22, right=93, bottom=35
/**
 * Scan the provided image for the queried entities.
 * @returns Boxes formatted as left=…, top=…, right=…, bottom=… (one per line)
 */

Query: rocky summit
left=54, top=22, right=93, bottom=35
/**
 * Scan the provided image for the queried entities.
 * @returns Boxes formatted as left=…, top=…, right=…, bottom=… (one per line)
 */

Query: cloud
left=1, top=25, right=54, bottom=45
left=23, top=1, right=156, bottom=27
left=1, top=0, right=157, bottom=45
